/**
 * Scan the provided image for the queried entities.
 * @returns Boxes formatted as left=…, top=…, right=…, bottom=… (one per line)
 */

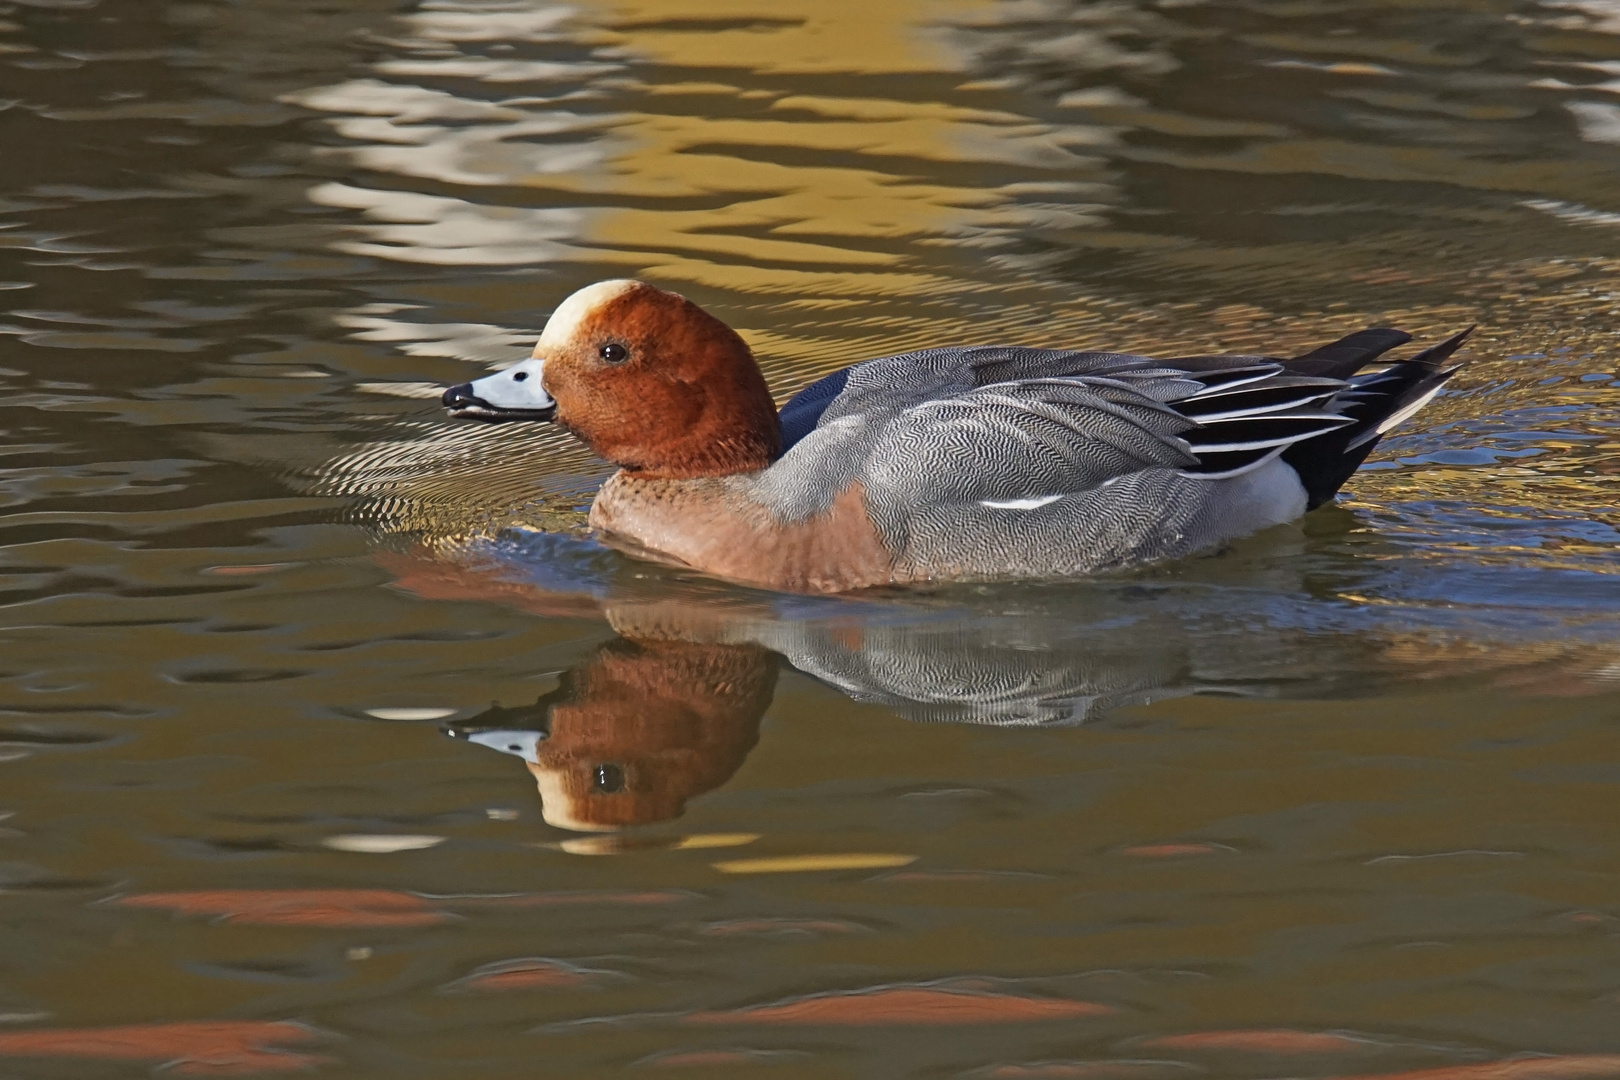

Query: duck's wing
left=856, top=365, right=1356, bottom=514
left=757, top=328, right=1468, bottom=579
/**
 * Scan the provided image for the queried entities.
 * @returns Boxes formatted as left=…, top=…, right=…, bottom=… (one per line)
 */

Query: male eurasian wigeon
left=441, top=279, right=1470, bottom=594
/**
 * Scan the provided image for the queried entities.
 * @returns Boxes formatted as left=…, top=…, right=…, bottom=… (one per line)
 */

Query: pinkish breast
left=588, top=472, right=896, bottom=594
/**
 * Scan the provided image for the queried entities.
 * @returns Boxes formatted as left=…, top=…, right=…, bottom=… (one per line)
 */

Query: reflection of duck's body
left=442, top=279, right=1470, bottom=593
left=397, top=530, right=1620, bottom=831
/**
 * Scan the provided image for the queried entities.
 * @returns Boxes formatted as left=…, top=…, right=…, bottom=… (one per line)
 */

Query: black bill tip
left=441, top=382, right=556, bottom=422
left=441, top=382, right=481, bottom=411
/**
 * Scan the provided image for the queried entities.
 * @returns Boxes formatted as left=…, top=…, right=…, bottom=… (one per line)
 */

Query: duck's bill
left=441, top=359, right=557, bottom=422
left=441, top=383, right=557, bottom=422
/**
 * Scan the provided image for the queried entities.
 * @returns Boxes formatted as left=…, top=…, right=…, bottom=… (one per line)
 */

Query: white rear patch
left=537, top=279, right=638, bottom=351
left=980, top=494, right=1065, bottom=510
left=1224, top=456, right=1309, bottom=526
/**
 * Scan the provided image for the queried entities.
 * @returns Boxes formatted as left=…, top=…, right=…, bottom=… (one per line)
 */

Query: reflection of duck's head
left=454, top=636, right=775, bottom=831
left=442, top=279, right=781, bottom=479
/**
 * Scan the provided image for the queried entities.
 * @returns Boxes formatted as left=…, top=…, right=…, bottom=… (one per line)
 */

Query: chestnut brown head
left=443, top=280, right=782, bottom=479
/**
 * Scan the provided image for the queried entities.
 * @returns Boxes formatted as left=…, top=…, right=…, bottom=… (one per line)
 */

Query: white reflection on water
left=310, top=183, right=591, bottom=266
left=286, top=0, right=1125, bottom=280
left=1567, top=100, right=1620, bottom=143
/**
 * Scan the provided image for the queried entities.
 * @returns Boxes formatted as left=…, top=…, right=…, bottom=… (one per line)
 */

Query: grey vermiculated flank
left=736, top=332, right=1465, bottom=581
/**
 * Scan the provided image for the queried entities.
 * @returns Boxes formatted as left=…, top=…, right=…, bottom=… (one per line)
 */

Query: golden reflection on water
left=271, top=0, right=1620, bottom=571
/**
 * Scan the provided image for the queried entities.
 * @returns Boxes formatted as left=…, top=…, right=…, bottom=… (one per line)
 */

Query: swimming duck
left=441, top=280, right=1470, bottom=593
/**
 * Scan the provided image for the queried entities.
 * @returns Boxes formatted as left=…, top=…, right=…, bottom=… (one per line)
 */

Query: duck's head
left=441, top=279, right=782, bottom=479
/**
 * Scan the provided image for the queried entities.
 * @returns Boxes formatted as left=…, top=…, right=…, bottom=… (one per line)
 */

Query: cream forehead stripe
left=536, top=279, right=639, bottom=352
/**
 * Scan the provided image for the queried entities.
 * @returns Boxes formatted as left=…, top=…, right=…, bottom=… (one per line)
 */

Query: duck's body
left=443, top=280, right=1470, bottom=594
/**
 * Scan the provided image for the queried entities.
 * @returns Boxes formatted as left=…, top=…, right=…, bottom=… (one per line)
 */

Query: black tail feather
left=1282, top=326, right=1474, bottom=509
left=1286, top=327, right=1413, bottom=379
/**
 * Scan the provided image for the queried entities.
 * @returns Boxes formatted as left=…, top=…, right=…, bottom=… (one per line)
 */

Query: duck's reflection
left=385, top=527, right=1620, bottom=833
left=449, top=637, right=774, bottom=831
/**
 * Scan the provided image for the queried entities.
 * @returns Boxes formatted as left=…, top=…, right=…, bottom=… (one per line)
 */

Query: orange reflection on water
left=444, top=957, right=614, bottom=993
left=684, top=983, right=1114, bottom=1025
left=1139, top=1029, right=1380, bottom=1054
left=116, top=887, right=692, bottom=927
left=0, top=1021, right=328, bottom=1076
left=115, top=888, right=454, bottom=928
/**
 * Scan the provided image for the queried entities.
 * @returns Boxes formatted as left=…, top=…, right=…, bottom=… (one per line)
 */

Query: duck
left=441, top=279, right=1471, bottom=594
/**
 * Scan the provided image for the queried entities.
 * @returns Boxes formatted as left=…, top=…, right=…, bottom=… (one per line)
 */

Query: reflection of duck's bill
left=445, top=724, right=549, bottom=765
left=450, top=723, right=623, bottom=833
left=440, top=382, right=556, bottom=423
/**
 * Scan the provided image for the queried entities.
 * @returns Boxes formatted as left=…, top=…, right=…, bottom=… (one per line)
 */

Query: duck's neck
left=586, top=414, right=781, bottom=481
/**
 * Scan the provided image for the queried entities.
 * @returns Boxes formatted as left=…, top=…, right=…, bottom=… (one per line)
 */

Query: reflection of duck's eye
left=593, top=764, right=625, bottom=793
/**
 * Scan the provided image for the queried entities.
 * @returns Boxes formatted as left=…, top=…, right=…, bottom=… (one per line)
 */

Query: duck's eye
left=598, top=342, right=629, bottom=364
left=592, top=763, right=625, bottom=793
left=512, top=371, right=528, bottom=382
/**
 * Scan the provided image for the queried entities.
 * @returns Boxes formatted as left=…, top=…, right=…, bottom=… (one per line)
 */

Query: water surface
left=2, top=0, right=1620, bottom=1075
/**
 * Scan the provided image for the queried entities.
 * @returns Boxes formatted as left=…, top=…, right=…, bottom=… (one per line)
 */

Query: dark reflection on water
left=2, top=0, right=1620, bottom=1074
left=448, top=630, right=774, bottom=832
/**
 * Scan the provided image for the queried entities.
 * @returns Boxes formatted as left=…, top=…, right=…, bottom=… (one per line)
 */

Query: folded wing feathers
left=920, top=368, right=1359, bottom=492
left=1175, top=379, right=1345, bottom=421
left=936, top=379, right=1197, bottom=467
left=1181, top=372, right=1346, bottom=402
left=966, top=347, right=1162, bottom=386
left=1182, top=410, right=1357, bottom=454
left=1285, top=327, right=1414, bottom=379
left=1167, top=367, right=1359, bottom=469
left=1180, top=363, right=1284, bottom=391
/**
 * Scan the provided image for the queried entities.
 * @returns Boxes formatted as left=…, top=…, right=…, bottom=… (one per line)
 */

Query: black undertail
left=1281, top=326, right=1472, bottom=509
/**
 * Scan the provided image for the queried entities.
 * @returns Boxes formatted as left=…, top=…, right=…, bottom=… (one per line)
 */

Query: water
left=2, top=0, right=1620, bottom=1075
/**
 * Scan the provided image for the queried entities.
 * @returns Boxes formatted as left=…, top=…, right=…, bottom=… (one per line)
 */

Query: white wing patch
left=979, top=494, right=1065, bottom=510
